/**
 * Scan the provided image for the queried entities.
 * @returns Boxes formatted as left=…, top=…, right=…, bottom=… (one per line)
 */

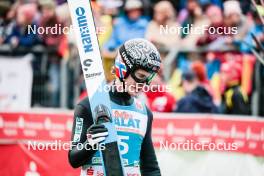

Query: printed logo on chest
left=112, top=109, right=147, bottom=136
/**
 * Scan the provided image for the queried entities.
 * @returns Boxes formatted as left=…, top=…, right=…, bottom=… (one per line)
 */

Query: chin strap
left=122, top=80, right=127, bottom=92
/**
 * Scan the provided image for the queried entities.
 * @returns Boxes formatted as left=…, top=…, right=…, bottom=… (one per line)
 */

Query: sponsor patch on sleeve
left=73, top=117, right=83, bottom=142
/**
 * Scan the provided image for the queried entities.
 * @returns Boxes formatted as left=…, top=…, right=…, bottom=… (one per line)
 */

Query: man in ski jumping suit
left=69, top=38, right=162, bottom=176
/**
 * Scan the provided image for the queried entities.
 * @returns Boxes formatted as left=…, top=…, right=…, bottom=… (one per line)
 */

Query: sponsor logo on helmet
left=121, top=51, right=133, bottom=69
left=147, top=59, right=160, bottom=67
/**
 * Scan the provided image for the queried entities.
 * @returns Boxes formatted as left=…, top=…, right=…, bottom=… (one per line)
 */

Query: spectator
left=38, top=0, right=65, bottom=107
left=191, top=60, right=214, bottom=97
left=196, top=5, right=225, bottom=46
left=174, top=70, right=218, bottom=113
left=90, top=1, right=113, bottom=47
left=178, top=0, right=210, bottom=48
left=223, top=0, right=253, bottom=46
left=6, top=1, right=21, bottom=21
left=6, top=1, right=39, bottom=22
left=0, top=1, right=11, bottom=44
left=178, top=0, right=223, bottom=12
left=97, top=0, right=122, bottom=18
left=39, top=0, right=64, bottom=47
left=91, top=1, right=116, bottom=82
left=103, top=0, right=149, bottom=58
left=145, top=1, right=180, bottom=51
left=55, top=0, right=67, bottom=5
left=4, top=3, right=40, bottom=47
left=220, top=61, right=250, bottom=115
left=205, top=52, right=222, bottom=105
left=237, top=5, right=264, bottom=53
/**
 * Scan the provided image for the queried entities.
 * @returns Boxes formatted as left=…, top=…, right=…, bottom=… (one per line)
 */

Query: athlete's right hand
left=86, top=124, right=108, bottom=146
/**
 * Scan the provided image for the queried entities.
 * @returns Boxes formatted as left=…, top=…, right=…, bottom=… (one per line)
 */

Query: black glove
left=86, top=124, right=108, bottom=146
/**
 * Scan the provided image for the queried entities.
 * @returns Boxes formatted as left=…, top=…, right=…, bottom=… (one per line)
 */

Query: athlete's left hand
left=86, top=124, right=108, bottom=146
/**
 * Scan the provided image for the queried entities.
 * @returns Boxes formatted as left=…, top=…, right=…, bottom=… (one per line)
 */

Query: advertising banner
left=0, top=111, right=263, bottom=176
left=0, top=55, right=33, bottom=110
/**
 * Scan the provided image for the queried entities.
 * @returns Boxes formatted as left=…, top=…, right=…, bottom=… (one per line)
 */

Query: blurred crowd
left=0, top=0, right=263, bottom=116
left=0, top=0, right=69, bottom=107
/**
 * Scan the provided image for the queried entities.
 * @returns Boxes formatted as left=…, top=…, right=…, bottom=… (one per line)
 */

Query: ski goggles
left=131, top=71, right=156, bottom=85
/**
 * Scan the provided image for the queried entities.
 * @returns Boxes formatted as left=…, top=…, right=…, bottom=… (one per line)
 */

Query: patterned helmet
left=115, top=38, right=161, bottom=82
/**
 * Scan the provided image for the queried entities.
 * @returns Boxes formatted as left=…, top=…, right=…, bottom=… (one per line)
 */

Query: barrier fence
left=0, top=44, right=81, bottom=109
left=0, top=44, right=263, bottom=116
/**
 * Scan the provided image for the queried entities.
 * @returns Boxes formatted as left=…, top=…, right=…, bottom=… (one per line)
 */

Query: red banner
left=0, top=111, right=79, bottom=176
left=152, top=113, right=264, bottom=156
left=0, top=143, right=80, bottom=176
left=0, top=111, right=264, bottom=175
left=0, top=111, right=73, bottom=142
